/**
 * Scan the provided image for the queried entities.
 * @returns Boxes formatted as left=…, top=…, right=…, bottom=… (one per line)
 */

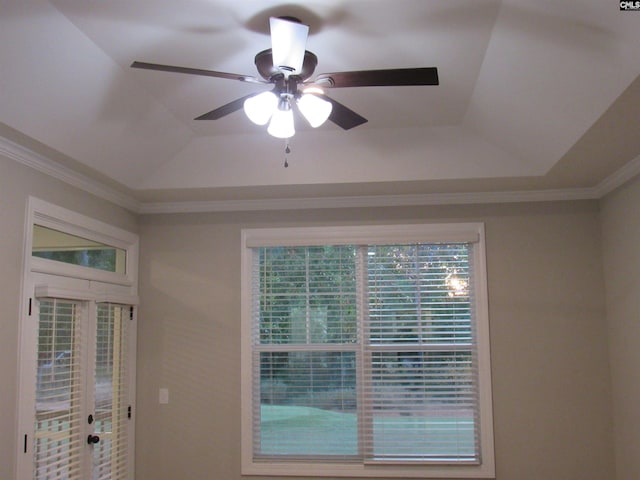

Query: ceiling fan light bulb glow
left=243, top=91, right=278, bottom=125
left=267, top=107, right=295, bottom=139
left=297, top=93, right=332, bottom=127
left=270, top=17, right=309, bottom=74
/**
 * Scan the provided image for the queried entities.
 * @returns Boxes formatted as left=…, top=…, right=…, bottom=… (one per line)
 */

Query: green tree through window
left=254, top=243, right=477, bottom=460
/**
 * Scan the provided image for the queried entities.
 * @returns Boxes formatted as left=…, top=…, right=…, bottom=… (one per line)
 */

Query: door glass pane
left=34, top=299, right=84, bottom=480
left=93, top=304, right=130, bottom=480
left=32, top=225, right=126, bottom=274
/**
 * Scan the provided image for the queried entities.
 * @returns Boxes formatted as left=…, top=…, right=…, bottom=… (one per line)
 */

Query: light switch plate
left=159, top=388, right=169, bottom=404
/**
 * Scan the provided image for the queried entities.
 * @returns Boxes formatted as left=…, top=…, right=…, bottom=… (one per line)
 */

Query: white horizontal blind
left=92, top=304, right=130, bottom=480
left=34, top=299, right=84, bottom=480
left=253, top=246, right=359, bottom=459
left=363, top=244, right=479, bottom=463
left=250, top=241, right=482, bottom=465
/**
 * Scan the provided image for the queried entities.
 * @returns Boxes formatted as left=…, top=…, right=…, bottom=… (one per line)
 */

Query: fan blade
left=270, top=17, right=309, bottom=74
left=323, top=96, right=368, bottom=130
left=315, top=67, right=439, bottom=88
left=131, top=61, right=264, bottom=84
left=194, top=93, right=257, bottom=121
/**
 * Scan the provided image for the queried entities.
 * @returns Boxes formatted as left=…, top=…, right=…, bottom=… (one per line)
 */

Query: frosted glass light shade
left=270, top=17, right=309, bottom=74
left=267, top=108, right=295, bottom=138
left=297, top=93, right=333, bottom=127
left=243, top=91, right=278, bottom=125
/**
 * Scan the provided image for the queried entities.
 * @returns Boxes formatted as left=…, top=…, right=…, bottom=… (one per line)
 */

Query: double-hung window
left=241, top=224, right=494, bottom=478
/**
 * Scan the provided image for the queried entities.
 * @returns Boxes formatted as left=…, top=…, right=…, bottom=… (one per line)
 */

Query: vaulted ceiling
left=1, top=0, right=639, bottom=211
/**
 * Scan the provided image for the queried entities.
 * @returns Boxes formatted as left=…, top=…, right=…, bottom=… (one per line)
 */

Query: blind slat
left=93, top=303, right=130, bottom=480
left=35, top=299, right=85, bottom=480
left=251, top=242, right=481, bottom=464
left=35, top=299, right=131, bottom=480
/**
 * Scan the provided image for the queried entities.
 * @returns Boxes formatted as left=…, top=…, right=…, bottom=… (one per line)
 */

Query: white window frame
left=28, top=197, right=138, bottom=287
left=240, top=223, right=495, bottom=479
left=16, top=197, right=139, bottom=480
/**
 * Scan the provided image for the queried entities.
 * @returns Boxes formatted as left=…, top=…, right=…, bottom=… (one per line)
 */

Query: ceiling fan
left=131, top=16, right=439, bottom=138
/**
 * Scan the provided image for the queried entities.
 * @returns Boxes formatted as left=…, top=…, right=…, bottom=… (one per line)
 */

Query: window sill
left=242, top=459, right=495, bottom=478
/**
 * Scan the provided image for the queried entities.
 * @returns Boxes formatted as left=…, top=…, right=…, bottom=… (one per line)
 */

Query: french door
left=17, top=198, right=139, bottom=480
left=33, top=297, right=133, bottom=480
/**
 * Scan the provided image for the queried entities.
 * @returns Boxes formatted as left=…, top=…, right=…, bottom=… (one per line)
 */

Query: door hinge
left=128, top=405, right=132, bottom=419
left=28, top=298, right=32, bottom=316
left=24, top=434, right=28, bottom=453
left=129, top=306, right=134, bottom=320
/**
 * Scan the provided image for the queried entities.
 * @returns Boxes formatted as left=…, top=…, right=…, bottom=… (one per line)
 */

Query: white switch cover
left=159, top=388, right=169, bottom=404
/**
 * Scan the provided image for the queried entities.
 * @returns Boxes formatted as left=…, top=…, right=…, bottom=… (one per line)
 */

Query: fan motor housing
left=254, top=49, right=318, bottom=81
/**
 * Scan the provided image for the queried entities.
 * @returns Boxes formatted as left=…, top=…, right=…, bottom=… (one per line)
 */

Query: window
left=32, top=225, right=127, bottom=274
left=27, top=199, right=138, bottom=286
left=241, top=224, right=494, bottom=478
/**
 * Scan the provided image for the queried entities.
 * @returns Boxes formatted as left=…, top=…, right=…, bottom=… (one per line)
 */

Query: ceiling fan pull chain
left=284, top=140, right=291, bottom=168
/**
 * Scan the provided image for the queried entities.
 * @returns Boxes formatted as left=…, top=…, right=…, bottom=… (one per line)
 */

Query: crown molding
left=137, top=187, right=597, bottom=214
left=592, top=153, right=640, bottom=197
left=4, top=135, right=640, bottom=215
left=0, top=136, right=141, bottom=212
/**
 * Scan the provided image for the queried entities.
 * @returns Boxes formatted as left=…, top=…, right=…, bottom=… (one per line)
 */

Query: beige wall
left=136, top=202, right=614, bottom=480
left=0, top=155, right=137, bottom=480
left=3, top=148, right=632, bottom=479
left=601, top=174, right=640, bottom=480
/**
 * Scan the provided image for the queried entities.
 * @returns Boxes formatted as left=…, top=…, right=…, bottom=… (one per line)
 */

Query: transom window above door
left=26, top=198, right=138, bottom=287
left=32, top=225, right=127, bottom=274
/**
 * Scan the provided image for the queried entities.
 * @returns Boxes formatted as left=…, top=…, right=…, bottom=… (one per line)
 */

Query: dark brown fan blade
left=315, top=67, right=439, bottom=88
left=323, top=96, right=368, bottom=130
left=130, top=61, right=265, bottom=84
left=194, top=93, right=257, bottom=120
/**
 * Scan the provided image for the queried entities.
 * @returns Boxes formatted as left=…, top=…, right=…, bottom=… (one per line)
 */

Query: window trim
left=240, top=224, right=495, bottom=478
left=28, top=197, right=138, bottom=286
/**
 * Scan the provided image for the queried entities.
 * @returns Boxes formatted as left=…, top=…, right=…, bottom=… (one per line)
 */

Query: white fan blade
left=270, top=17, right=309, bottom=75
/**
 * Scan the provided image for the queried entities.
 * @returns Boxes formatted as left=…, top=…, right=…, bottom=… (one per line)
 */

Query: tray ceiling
left=1, top=0, right=639, bottom=210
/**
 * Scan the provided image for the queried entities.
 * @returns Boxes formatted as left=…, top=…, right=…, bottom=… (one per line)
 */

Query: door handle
left=87, top=434, right=100, bottom=445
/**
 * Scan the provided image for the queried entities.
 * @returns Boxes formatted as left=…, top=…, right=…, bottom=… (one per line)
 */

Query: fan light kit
left=131, top=16, right=439, bottom=140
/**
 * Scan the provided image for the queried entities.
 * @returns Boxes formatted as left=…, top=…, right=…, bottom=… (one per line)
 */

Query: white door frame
left=16, top=197, right=139, bottom=480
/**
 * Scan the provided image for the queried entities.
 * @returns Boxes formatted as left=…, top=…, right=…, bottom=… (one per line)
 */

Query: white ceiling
left=1, top=0, right=640, bottom=210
